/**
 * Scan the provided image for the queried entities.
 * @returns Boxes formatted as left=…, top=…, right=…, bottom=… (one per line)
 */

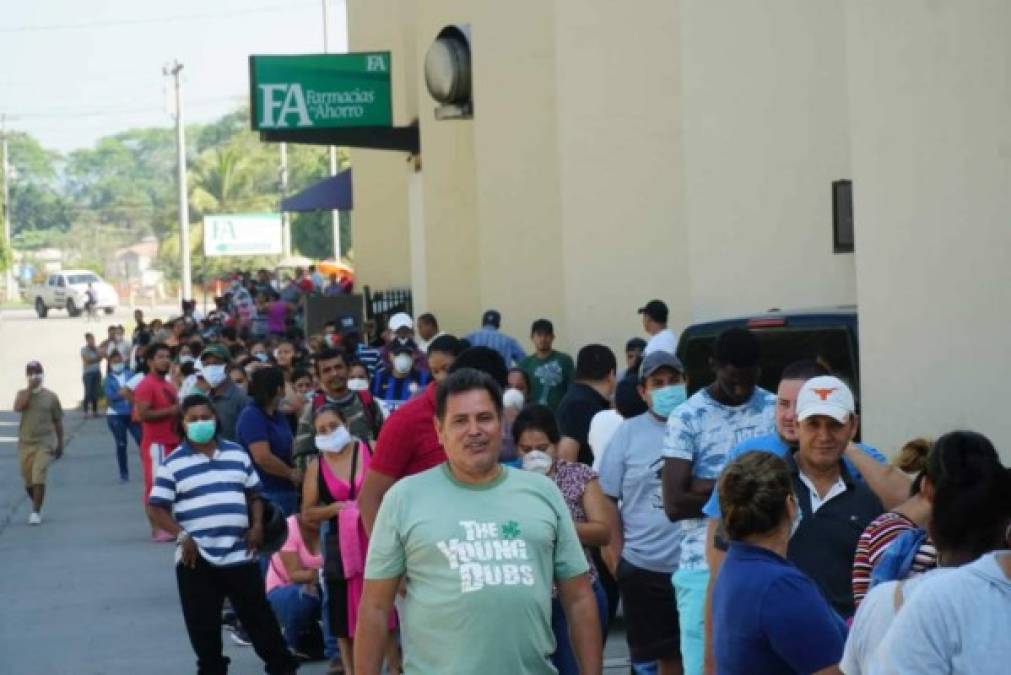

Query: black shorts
left=616, top=558, right=680, bottom=662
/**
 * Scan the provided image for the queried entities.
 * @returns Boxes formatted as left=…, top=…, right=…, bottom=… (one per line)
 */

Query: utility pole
left=1, top=113, right=16, bottom=302
left=164, top=60, right=192, bottom=302
left=322, top=0, right=341, bottom=261
left=279, top=143, right=291, bottom=257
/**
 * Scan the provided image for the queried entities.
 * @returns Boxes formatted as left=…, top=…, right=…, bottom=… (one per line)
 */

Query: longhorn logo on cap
left=812, top=387, right=837, bottom=401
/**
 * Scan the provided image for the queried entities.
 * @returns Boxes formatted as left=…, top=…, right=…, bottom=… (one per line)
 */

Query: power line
left=5, top=95, right=244, bottom=121
left=0, top=2, right=317, bottom=34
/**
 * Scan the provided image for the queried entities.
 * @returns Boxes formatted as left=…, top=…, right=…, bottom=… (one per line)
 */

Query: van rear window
left=679, top=328, right=858, bottom=397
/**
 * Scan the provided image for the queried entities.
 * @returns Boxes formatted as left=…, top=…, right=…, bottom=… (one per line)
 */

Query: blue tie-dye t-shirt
left=661, top=387, right=776, bottom=570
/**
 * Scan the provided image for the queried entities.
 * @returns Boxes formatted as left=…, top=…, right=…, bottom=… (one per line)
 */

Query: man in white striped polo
left=147, top=394, right=297, bottom=675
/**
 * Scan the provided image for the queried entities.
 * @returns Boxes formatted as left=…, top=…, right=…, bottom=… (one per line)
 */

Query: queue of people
left=18, top=279, right=1011, bottom=675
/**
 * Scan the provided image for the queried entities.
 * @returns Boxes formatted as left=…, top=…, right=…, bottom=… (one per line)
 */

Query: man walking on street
left=14, top=361, right=64, bottom=525
left=356, top=369, right=602, bottom=675
left=134, top=342, right=180, bottom=540
left=81, top=332, right=103, bottom=418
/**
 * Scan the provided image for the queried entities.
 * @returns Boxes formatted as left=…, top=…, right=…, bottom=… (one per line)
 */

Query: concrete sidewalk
left=0, top=412, right=632, bottom=674
left=0, top=412, right=298, bottom=675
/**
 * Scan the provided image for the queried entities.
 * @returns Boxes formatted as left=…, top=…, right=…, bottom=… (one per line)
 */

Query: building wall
left=678, top=0, right=856, bottom=323
left=412, top=1, right=481, bottom=336
left=469, top=1, right=565, bottom=347
left=552, top=0, right=688, bottom=355
left=846, top=0, right=1011, bottom=459
left=345, top=0, right=415, bottom=291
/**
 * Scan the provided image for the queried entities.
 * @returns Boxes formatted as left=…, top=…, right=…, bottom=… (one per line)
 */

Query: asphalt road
left=0, top=305, right=633, bottom=674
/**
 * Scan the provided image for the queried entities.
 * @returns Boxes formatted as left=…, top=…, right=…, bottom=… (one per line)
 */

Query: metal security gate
left=363, top=285, right=413, bottom=332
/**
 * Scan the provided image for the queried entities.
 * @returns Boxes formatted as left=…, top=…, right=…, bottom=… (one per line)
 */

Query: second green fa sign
left=249, top=52, right=393, bottom=130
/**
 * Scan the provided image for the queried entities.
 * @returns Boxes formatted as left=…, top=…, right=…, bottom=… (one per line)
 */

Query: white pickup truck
left=31, top=270, right=120, bottom=318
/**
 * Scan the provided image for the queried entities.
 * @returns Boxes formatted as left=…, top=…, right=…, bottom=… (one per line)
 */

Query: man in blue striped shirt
left=147, top=395, right=297, bottom=675
left=464, top=309, right=526, bottom=367
left=371, top=343, right=432, bottom=413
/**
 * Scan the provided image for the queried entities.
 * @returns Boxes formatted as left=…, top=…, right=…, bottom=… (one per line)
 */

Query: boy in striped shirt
left=147, top=395, right=297, bottom=675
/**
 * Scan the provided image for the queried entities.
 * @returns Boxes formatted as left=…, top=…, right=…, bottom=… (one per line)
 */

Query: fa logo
left=258, top=84, right=312, bottom=128
left=366, top=54, right=388, bottom=72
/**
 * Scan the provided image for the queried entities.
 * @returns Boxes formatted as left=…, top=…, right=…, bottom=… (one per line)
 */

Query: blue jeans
left=106, top=414, right=141, bottom=479
left=319, top=519, right=339, bottom=659
left=550, top=579, right=609, bottom=675
left=267, top=583, right=322, bottom=650
left=82, top=371, right=101, bottom=414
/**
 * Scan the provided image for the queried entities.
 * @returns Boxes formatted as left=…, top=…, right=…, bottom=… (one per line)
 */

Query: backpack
left=870, top=527, right=928, bottom=589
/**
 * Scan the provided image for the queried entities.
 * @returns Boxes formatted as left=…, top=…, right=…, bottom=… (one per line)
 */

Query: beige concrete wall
left=346, top=0, right=415, bottom=291
left=846, top=0, right=1011, bottom=459
left=469, top=1, right=565, bottom=349
left=411, top=1, right=480, bottom=336
left=552, top=0, right=688, bottom=355
left=678, top=0, right=856, bottom=322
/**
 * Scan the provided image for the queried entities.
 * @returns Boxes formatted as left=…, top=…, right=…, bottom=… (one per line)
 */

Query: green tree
left=5, top=131, right=72, bottom=236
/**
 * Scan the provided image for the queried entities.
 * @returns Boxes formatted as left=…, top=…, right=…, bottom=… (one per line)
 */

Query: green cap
left=199, top=343, right=232, bottom=363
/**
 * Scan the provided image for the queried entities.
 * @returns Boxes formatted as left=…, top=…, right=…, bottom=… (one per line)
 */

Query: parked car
left=31, top=270, right=119, bottom=318
left=676, top=306, right=860, bottom=397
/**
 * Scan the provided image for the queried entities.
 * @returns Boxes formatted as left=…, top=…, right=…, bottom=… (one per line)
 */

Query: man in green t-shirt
left=518, top=319, right=574, bottom=412
left=356, top=368, right=602, bottom=675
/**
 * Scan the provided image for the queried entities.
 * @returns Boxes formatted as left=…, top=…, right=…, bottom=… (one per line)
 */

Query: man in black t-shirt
left=556, top=344, right=617, bottom=466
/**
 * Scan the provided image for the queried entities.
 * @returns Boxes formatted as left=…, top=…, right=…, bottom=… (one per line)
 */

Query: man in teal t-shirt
left=518, top=319, right=574, bottom=412
left=356, top=368, right=602, bottom=675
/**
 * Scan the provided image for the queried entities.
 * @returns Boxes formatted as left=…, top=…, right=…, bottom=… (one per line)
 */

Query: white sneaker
left=28, top=512, right=41, bottom=525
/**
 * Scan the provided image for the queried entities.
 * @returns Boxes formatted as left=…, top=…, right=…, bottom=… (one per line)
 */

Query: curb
left=0, top=413, right=90, bottom=537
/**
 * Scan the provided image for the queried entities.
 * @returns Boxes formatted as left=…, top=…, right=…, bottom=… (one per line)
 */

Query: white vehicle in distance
left=31, top=270, right=120, bottom=318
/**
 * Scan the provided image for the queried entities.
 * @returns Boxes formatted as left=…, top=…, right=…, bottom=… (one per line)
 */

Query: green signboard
left=249, top=52, right=392, bottom=130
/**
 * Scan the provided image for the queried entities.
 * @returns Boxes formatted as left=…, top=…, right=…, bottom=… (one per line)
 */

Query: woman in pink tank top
left=301, top=405, right=399, bottom=675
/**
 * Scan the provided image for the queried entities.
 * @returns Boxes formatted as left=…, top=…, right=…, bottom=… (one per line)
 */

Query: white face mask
left=201, top=364, right=228, bottom=388
left=179, top=355, right=194, bottom=365
left=316, top=426, right=352, bottom=454
left=347, top=378, right=369, bottom=392
left=111, top=362, right=126, bottom=374
left=393, top=354, right=413, bottom=374
left=521, top=449, right=553, bottom=475
left=503, top=388, right=525, bottom=410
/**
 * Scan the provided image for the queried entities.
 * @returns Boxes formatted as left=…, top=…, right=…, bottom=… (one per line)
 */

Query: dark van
left=675, top=306, right=860, bottom=397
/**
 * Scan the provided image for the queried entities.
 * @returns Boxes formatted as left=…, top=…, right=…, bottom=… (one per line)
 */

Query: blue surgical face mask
left=650, top=383, right=687, bottom=419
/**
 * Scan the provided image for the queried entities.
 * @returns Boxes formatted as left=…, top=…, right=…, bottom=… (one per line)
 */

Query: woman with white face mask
left=103, top=349, right=142, bottom=482
left=513, top=404, right=616, bottom=675
left=300, top=406, right=399, bottom=675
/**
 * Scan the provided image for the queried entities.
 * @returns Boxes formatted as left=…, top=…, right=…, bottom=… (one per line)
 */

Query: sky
left=0, top=0, right=348, bottom=153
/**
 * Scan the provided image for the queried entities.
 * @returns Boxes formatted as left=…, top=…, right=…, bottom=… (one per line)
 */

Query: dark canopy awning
left=281, top=169, right=353, bottom=212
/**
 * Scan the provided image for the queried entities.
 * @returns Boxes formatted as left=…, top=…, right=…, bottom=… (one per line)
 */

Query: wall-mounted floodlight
left=424, top=25, right=472, bottom=120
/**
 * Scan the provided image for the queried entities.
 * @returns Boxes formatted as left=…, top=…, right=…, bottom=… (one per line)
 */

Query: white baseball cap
left=796, top=376, right=855, bottom=423
left=388, top=312, right=414, bottom=332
